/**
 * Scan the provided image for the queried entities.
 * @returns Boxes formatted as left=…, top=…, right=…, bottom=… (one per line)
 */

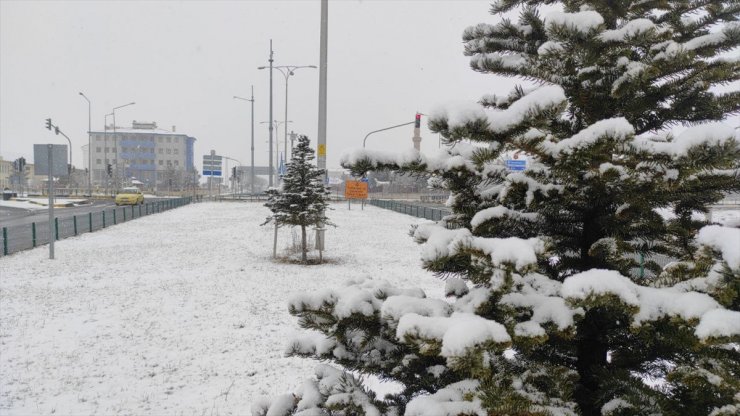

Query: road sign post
left=345, top=180, right=369, bottom=210
left=203, top=151, right=223, bottom=199
left=34, top=144, right=67, bottom=259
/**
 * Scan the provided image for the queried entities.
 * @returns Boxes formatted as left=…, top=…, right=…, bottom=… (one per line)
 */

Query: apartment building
left=87, top=121, right=196, bottom=189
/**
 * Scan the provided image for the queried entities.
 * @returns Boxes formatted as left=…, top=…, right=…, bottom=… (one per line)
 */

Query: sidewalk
left=0, top=201, right=442, bottom=415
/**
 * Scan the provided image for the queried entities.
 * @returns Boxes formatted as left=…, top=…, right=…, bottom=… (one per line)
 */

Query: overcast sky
left=2, top=1, right=736, bottom=173
left=1, top=0, right=513, bottom=172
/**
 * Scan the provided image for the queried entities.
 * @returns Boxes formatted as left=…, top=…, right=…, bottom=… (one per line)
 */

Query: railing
left=1, top=197, right=194, bottom=257
left=367, top=199, right=452, bottom=222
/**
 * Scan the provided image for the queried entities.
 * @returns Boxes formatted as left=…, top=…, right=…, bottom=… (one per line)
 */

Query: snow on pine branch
left=544, top=11, right=604, bottom=34
left=431, top=85, right=566, bottom=134
left=540, top=117, right=635, bottom=156
left=405, top=379, right=484, bottom=416
left=696, top=225, right=740, bottom=270
left=631, top=123, right=736, bottom=157
left=470, top=206, right=539, bottom=230
left=396, top=312, right=511, bottom=357
left=560, top=269, right=740, bottom=340
left=413, top=223, right=546, bottom=270
left=340, top=144, right=480, bottom=173
left=598, top=18, right=664, bottom=42
left=652, top=22, right=740, bottom=60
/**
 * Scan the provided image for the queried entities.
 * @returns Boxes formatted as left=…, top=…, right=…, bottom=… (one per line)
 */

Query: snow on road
left=0, top=202, right=443, bottom=415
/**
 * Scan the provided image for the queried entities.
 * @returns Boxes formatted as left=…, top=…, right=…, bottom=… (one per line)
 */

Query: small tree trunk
left=301, top=224, right=307, bottom=263
left=273, top=222, right=278, bottom=258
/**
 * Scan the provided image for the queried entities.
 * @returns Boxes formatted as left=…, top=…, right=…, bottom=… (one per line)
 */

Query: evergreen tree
left=254, top=2, right=739, bottom=415
left=264, top=135, right=332, bottom=263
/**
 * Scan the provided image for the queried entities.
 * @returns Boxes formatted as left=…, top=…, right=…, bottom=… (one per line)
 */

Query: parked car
left=115, top=187, right=144, bottom=206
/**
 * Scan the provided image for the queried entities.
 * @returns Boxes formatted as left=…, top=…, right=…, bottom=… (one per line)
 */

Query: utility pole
left=233, top=86, right=256, bottom=194
left=318, top=0, right=328, bottom=178
left=250, top=86, right=255, bottom=194
left=269, top=40, right=274, bottom=187
left=316, top=0, right=329, bottom=255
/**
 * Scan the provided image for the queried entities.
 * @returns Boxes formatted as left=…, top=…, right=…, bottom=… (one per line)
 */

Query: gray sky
left=1, top=0, right=508, bottom=171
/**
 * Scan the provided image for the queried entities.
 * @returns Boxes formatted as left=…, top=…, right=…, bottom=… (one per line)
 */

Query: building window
left=113, top=147, right=117, bottom=153
left=174, top=148, right=179, bottom=154
left=96, top=147, right=101, bottom=152
left=159, top=160, right=163, bottom=166
left=157, top=137, right=162, bottom=143
left=166, top=137, right=171, bottom=143
left=175, top=160, right=179, bottom=166
left=96, top=159, right=101, bottom=165
left=174, top=137, right=179, bottom=143
left=158, top=148, right=163, bottom=154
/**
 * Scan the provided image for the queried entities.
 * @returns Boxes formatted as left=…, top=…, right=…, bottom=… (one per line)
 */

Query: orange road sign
left=345, top=180, right=368, bottom=199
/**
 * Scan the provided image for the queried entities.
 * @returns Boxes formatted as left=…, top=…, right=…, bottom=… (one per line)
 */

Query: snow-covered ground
left=0, top=202, right=443, bottom=415
left=0, top=197, right=90, bottom=209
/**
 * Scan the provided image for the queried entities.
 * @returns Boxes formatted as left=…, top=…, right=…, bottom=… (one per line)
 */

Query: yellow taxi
left=115, top=187, right=144, bottom=206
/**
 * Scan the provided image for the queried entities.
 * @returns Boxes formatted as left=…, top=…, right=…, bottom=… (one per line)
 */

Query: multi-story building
left=0, top=157, right=12, bottom=190
left=88, top=121, right=196, bottom=190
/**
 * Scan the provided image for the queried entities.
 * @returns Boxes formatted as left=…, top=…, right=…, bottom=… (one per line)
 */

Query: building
left=0, top=157, right=12, bottom=189
left=88, top=121, right=196, bottom=190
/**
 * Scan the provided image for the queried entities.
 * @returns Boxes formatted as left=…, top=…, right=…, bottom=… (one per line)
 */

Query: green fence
left=1, top=197, right=193, bottom=257
left=367, top=199, right=452, bottom=222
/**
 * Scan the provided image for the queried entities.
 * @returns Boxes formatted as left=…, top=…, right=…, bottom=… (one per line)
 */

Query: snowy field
left=0, top=202, right=443, bottom=415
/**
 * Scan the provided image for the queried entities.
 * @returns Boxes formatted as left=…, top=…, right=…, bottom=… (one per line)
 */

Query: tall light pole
left=261, top=120, right=292, bottom=176
left=79, top=92, right=91, bottom=195
left=104, top=113, right=113, bottom=196
left=234, top=87, right=255, bottom=194
left=257, top=40, right=275, bottom=187
left=112, top=102, right=135, bottom=189
left=271, top=65, right=316, bottom=161
left=317, top=0, right=328, bottom=179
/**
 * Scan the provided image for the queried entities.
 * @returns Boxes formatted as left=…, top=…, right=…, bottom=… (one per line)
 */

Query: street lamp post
left=79, top=92, right=91, bottom=196
left=363, top=120, right=417, bottom=148
left=234, top=87, right=255, bottom=194
left=261, top=120, right=292, bottom=179
left=271, top=65, right=316, bottom=161
left=111, top=102, right=135, bottom=190
left=104, top=113, right=113, bottom=196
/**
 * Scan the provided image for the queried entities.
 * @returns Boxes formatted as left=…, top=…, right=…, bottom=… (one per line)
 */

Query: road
left=1, top=200, right=118, bottom=228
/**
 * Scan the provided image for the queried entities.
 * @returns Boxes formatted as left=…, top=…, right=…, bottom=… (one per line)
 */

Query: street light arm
left=363, top=121, right=416, bottom=148
left=223, top=156, right=243, bottom=165
left=113, top=102, right=136, bottom=111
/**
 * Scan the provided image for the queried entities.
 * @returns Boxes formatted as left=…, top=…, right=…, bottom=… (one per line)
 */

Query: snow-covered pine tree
left=253, top=1, right=740, bottom=415
left=263, top=135, right=331, bottom=263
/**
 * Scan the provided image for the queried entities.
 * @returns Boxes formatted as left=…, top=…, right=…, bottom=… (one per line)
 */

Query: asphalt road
left=0, top=200, right=116, bottom=228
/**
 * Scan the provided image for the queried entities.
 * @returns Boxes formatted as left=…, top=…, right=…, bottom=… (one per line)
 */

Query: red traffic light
left=414, top=113, right=421, bottom=128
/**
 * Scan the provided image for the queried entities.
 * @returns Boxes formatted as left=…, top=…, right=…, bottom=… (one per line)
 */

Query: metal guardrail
left=1, top=197, right=194, bottom=257
left=368, top=199, right=452, bottom=222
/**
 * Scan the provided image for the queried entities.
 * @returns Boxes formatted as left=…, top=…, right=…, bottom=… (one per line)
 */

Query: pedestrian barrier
left=367, top=199, right=452, bottom=222
left=1, top=197, right=194, bottom=257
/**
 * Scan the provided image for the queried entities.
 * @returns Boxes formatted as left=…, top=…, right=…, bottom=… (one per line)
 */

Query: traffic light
left=106, top=164, right=112, bottom=176
left=54, top=126, right=60, bottom=135
left=18, top=157, right=25, bottom=172
left=45, top=118, right=52, bottom=130
left=232, top=166, right=237, bottom=178
left=415, top=113, right=421, bottom=128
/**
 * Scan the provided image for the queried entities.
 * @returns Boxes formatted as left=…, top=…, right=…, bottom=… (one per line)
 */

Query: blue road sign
left=506, top=160, right=526, bottom=171
left=361, top=177, right=369, bottom=183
